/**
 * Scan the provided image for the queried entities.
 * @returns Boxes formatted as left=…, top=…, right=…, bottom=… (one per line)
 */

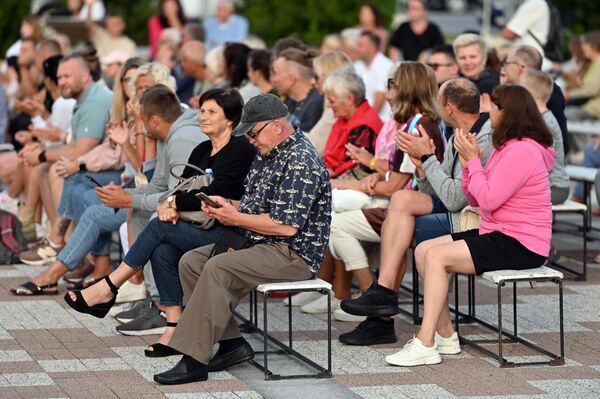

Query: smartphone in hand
left=195, top=192, right=222, bottom=208
left=86, top=175, right=103, bottom=187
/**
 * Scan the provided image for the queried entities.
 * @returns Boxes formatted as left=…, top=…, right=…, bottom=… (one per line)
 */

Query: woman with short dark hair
left=64, top=88, right=256, bottom=357
left=385, top=84, right=555, bottom=367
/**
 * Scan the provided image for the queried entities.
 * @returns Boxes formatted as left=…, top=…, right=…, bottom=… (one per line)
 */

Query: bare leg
left=67, top=262, right=139, bottom=305
left=416, top=237, right=476, bottom=347
left=24, top=164, right=45, bottom=208
left=331, top=257, right=352, bottom=300
left=316, top=250, right=335, bottom=283
left=8, top=161, right=24, bottom=198
left=145, top=305, right=183, bottom=352
left=352, top=268, right=375, bottom=291
left=378, top=191, right=434, bottom=290
left=89, top=255, right=112, bottom=281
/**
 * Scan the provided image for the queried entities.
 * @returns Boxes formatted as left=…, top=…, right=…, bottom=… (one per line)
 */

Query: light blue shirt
left=203, top=14, right=249, bottom=50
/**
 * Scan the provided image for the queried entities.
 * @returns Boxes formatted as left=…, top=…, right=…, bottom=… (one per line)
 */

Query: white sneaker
left=385, top=336, right=442, bottom=366
left=108, top=301, right=134, bottom=317
left=115, top=281, right=147, bottom=304
left=300, top=294, right=341, bottom=314
left=282, top=291, right=322, bottom=307
left=435, top=331, right=461, bottom=355
left=333, top=307, right=367, bottom=322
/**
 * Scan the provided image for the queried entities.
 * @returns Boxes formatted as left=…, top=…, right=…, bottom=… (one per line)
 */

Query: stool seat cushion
left=481, top=266, right=563, bottom=284
left=565, top=165, right=597, bottom=182
left=552, top=200, right=588, bottom=212
left=256, top=278, right=332, bottom=293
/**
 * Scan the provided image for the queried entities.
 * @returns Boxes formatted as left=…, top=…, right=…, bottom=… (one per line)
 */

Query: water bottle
left=205, top=168, right=213, bottom=179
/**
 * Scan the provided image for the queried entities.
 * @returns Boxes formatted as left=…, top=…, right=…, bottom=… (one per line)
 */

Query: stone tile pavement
left=0, top=216, right=599, bottom=398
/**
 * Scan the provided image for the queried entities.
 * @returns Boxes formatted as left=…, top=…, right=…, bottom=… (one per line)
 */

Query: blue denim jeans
left=58, top=171, right=122, bottom=220
left=57, top=203, right=127, bottom=270
left=573, top=143, right=600, bottom=199
left=123, top=218, right=225, bottom=306
left=414, top=214, right=451, bottom=245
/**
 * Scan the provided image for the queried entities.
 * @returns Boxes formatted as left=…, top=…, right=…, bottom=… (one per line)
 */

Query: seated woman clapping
left=385, top=85, right=555, bottom=367
left=64, top=88, right=256, bottom=357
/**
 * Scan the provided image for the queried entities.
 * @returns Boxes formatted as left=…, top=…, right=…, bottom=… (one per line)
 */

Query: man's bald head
left=179, top=41, right=207, bottom=79
left=439, top=78, right=480, bottom=115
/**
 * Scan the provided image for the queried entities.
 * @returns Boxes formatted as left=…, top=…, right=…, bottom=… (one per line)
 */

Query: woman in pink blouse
left=385, top=84, right=555, bottom=367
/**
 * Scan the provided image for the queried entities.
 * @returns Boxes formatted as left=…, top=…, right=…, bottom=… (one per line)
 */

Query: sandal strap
left=166, top=322, right=178, bottom=328
left=21, top=281, right=57, bottom=293
left=104, top=276, right=119, bottom=296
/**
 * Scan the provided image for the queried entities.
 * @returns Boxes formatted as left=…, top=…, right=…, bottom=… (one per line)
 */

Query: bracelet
left=369, top=157, right=377, bottom=170
left=38, top=150, right=47, bottom=163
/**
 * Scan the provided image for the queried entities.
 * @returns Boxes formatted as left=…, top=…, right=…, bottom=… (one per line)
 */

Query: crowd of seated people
left=0, top=0, right=597, bottom=385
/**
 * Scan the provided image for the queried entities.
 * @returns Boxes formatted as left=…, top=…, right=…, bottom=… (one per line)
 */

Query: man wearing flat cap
left=154, top=93, right=332, bottom=385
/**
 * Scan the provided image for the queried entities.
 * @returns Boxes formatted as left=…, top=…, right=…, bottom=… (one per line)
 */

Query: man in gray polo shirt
left=18, top=53, right=112, bottom=248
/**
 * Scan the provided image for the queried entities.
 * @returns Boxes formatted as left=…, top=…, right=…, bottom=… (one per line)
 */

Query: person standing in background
left=389, top=0, right=444, bottom=62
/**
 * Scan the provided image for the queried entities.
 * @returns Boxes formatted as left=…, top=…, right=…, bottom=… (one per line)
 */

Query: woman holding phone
left=64, top=88, right=256, bottom=357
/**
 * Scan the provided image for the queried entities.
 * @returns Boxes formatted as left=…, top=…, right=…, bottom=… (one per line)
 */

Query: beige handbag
left=458, top=205, right=481, bottom=232
left=158, top=163, right=216, bottom=229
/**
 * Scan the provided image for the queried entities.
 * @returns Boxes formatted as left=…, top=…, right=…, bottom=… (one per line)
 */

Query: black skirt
left=451, top=229, right=547, bottom=275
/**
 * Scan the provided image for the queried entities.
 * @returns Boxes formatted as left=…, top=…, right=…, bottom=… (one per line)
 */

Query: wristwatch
left=420, top=153, right=434, bottom=164
left=167, top=195, right=175, bottom=207
left=78, top=161, right=87, bottom=172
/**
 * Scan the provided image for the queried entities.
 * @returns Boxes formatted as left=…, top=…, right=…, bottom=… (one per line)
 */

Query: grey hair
left=452, top=33, right=487, bottom=57
left=323, top=67, right=366, bottom=106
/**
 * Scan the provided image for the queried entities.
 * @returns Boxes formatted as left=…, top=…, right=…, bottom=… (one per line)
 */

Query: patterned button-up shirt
left=239, top=130, right=331, bottom=273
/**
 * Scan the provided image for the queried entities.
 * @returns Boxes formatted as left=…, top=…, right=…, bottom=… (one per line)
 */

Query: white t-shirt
left=354, top=52, right=394, bottom=121
left=31, top=96, right=76, bottom=147
left=79, top=2, right=106, bottom=21
left=506, top=0, right=550, bottom=60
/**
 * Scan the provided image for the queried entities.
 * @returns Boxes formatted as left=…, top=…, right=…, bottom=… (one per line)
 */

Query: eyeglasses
left=500, top=58, right=520, bottom=68
left=427, top=63, right=453, bottom=70
left=247, top=121, right=272, bottom=139
left=387, top=78, right=395, bottom=90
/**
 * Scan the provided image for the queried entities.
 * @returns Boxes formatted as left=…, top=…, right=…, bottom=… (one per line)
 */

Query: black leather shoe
left=340, top=282, right=400, bottom=317
left=208, top=339, right=254, bottom=371
left=153, top=355, right=208, bottom=385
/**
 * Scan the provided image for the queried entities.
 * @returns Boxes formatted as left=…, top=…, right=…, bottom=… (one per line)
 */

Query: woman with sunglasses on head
left=385, top=84, right=554, bottom=367
left=63, top=89, right=256, bottom=358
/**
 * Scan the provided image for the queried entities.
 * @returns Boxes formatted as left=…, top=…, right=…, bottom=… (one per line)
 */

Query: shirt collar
left=263, top=129, right=301, bottom=159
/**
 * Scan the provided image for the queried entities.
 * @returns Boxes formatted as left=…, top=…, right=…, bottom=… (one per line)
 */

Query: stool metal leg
left=263, top=292, right=270, bottom=379
left=327, top=289, right=332, bottom=373
left=582, top=209, right=588, bottom=281
left=412, top=250, right=419, bottom=324
left=498, top=282, right=505, bottom=366
left=558, top=279, right=565, bottom=364
left=513, top=282, right=518, bottom=338
left=288, top=293, right=293, bottom=349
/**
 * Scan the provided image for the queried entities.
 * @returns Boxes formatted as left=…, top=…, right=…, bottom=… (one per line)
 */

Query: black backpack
left=0, top=210, right=28, bottom=265
left=528, top=0, right=564, bottom=62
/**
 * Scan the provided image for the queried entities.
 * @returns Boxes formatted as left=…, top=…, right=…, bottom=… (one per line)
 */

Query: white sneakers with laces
left=385, top=336, right=441, bottom=366
left=435, top=331, right=461, bottom=355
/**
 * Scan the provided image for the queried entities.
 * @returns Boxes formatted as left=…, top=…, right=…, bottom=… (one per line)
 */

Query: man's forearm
left=236, top=213, right=297, bottom=237
left=45, top=145, right=79, bottom=162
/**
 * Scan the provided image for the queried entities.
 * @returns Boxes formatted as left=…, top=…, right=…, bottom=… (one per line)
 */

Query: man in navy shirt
left=154, top=93, right=331, bottom=385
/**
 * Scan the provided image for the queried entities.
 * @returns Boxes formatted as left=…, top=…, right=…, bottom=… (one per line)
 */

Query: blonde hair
left=129, top=62, right=177, bottom=98
left=313, top=50, right=352, bottom=83
left=205, top=45, right=225, bottom=83
left=452, top=33, right=487, bottom=58
left=110, top=58, right=145, bottom=124
left=392, top=61, right=440, bottom=124
left=521, top=69, right=553, bottom=104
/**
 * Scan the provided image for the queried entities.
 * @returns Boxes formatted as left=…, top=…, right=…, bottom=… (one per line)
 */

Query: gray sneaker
left=116, top=303, right=167, bottom=336
left=115, top=298, right=150, bottom=323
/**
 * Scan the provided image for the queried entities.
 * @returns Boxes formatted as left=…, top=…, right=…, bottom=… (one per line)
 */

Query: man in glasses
left=153, top=93, right=331, bottom=384
left=427, top=44, right=459, bottom=86
left=499, top=45, right=568, bottom=155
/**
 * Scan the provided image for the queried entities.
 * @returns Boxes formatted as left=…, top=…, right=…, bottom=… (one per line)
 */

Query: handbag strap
left=169, top=163, right=205, bottom=180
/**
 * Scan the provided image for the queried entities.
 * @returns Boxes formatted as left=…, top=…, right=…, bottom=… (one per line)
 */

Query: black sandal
left=64, top=276, right=118, bottom=318
left=68, top=275, right=107, bottom=290
left=144, top=322, right=180, bottom=358
left=10, top=281, right=58, bottom=296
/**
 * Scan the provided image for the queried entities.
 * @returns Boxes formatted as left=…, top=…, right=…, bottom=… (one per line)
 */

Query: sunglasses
left=427, top=62, right=453, bottom=70
left=247, top=121, right=272, bottom=139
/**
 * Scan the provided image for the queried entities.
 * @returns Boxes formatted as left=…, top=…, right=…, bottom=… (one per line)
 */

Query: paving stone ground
left=0, top=214, right=599, bottom=399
